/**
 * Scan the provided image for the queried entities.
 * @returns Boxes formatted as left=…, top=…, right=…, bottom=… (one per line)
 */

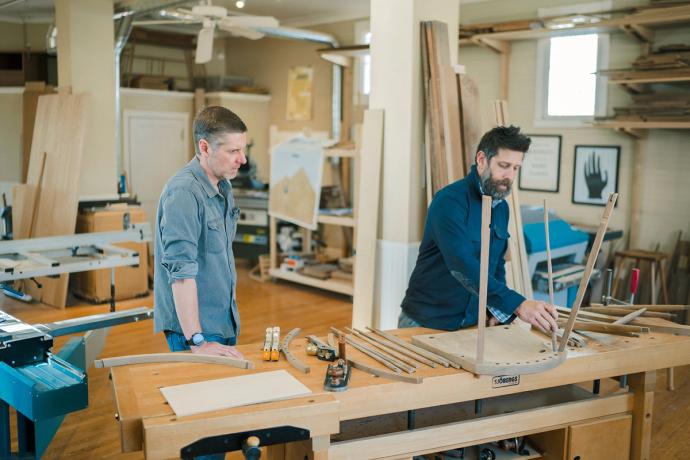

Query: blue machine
left=0, top=307, right=152, bottom=458
left=521, top=206, right=592, bottom=307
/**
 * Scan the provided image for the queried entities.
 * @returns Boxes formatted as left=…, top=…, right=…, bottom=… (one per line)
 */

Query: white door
left=124, top=110, right=190, bottom=233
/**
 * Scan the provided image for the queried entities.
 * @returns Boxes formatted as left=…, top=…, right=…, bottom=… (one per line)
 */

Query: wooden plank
left=559, top=193, right=618, bottom=352
left=589, top=303, right=690, bottom=312
left=440, top=64, right=464, bottom=182
left=94, top=353, right=254, bottom=369
left=22, top=82, right=56, bottom=182
left=351, top=109, right=384, bottom=328
left=160, top=370, right=312, bottom=417
left=412, top=324, right=565, bottom=376
left=11, top=184, right=37, bottom=240
left=458, top=74, right=482, bottom=173
left=477, top=196, right=491, bottom=364
left=557, top=320, right=649, bottom=336
left=20, top=92, right=90, bottom=308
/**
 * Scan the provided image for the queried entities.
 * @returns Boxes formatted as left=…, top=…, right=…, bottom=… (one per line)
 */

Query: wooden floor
left=2, top=264, right=689, bottom=459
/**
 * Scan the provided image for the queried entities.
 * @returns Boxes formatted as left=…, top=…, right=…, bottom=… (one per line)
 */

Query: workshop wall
left=0, top=22, right=49, bottom=51
left=459, top=0, right=690, bottom=253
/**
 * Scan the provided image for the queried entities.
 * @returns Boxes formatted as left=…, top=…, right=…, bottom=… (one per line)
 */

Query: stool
left=612, top=249, right=669, bottom=304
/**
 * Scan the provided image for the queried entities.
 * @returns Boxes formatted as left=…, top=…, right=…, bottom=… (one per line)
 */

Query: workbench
left=108, top=325, right=690, bottom=459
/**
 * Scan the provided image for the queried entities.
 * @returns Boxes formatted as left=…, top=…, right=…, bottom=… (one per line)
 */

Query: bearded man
left=399, top=125, right=558, bottom=333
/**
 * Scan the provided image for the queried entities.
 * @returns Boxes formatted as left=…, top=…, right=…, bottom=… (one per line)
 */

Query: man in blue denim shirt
left=154, top=106, right=247, bottom=359
left=400, top=126, right=558, bottom=334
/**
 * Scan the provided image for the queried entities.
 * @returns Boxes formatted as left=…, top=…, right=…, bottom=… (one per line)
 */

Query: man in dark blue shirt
left=400, top=125, right=558, bottom=333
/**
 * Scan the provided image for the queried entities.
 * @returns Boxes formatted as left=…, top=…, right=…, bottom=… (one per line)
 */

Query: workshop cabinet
left=72, top=206, right=149, bottom=302
left=568, top=415, right=632, bottom=460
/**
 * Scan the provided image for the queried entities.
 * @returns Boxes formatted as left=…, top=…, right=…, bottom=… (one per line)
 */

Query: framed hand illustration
left=572, top=145, right=620, bottom=206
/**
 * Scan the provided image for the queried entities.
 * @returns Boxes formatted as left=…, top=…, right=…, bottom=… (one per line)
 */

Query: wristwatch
left=185, top=332, right=206, bottom=346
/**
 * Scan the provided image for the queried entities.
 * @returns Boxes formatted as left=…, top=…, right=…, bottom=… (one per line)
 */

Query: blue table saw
left=521, top=206, right=597, bottom=307
left=0, top=307, right=152, bottom=458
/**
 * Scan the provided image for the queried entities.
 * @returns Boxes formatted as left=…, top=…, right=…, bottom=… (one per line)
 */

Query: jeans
left=164, top=331, right=236, bottom=460
left=397, top=310, right=423, bottom=328
left=164, top=331, right=236, bottom=351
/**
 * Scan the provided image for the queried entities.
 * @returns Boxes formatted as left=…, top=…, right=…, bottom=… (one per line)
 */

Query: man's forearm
left=171, top=278, right=202, bottom=339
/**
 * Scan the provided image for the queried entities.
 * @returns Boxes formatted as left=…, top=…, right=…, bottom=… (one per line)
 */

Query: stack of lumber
left=556, top=305, right=690, bottom=337
left=612, top=92, right=690, bottom=121
left=13, top=90, right=90, bottom=308
left=421, top=21, right=480, bottom=201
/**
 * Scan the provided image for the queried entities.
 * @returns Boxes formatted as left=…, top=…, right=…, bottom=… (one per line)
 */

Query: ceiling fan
left=134, top=1, right=279, bottom=64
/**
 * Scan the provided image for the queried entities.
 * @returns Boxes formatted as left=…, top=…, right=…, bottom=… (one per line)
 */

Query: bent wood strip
left=367, top=326, right=457, bottom=368
left=281, top=327, right=310, bottom=374
left=584, top=306, right=674, bottom=319
left=94, top=353, right=254, bottom=369
left=348, top=358, right=423, bottom=384
left=589, top=304, right=690, bottom=313
left=560, top=193, right=618, bottom=352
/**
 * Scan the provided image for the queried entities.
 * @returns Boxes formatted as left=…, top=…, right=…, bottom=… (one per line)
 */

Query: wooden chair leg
left=650, top=261, right=657, bottom=305
left=667, top=367, right=675, bottom=391
left=659, top=259, right=669, bottom=305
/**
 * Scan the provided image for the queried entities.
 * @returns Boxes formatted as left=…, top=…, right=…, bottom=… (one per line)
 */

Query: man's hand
left=515, top=300, right=558, bottom=334
left=192, top=342, right=244, bottom=359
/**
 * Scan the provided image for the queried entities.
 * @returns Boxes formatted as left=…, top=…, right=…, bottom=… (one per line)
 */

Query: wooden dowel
left=366, top=327, right=456, bottom=368
left=331, top=327, right=414, bottom=373
left=354, top=328, right=437, bottom=368
left=558, top=320, right=649, bottom=335
left=614, top=308, right=647, bottom=325
left=477, top=195, right=491, bottom=363
left=584, top=306, right=673, bottom=319
left=544, top=199, right=557, bottom=352
left=345, top=327, right=419, bottom=369
left=560, top=193, right=618, bottom=352
left=589, top=303, right=690, bottom=312
left=348, top=358, right=423, bottom=384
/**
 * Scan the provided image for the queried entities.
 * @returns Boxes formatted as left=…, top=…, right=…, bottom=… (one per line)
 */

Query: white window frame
left=534, top=1, right=611, bottom=128
left=534, top=32, right=609, bottom=128
left=353, top=19, right=371, bottom=106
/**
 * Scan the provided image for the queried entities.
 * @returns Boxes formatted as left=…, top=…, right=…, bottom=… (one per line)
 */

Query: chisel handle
left=629, top=268, right=640, bottom=304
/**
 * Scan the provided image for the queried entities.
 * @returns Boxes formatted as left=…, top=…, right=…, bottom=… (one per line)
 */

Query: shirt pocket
left=228, top=207, right=240, bottom=242
left=206, top=217, right=226, bottom=253
left=489, top=225, right=509, bottom=269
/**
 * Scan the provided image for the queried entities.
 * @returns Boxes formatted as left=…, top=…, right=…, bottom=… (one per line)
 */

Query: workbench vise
left=0, top=307, right=153, bottom=459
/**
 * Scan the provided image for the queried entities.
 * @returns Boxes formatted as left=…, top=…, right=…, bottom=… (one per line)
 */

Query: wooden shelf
left=269, top=268, right=353, bottom=296
left=592, top=120, right=690, bottom=129
left=459, top=4, right=690, bottom=46
left=317, top=45, right=369, bottom=67
left=317, top=214, right=355, bottom=227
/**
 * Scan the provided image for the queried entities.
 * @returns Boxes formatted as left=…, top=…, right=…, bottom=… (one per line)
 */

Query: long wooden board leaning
left=412, top=193, right=619, bottom=375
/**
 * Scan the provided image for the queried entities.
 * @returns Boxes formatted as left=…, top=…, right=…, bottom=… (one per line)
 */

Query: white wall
left=459, top=0, right=690, bottom=252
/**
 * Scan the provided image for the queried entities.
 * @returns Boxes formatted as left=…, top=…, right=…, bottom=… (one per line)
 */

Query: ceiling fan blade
left=220, top=15, right=279, bottom=29
left=221, top=26, right=265, bottom=40
left=195, top=25, right=215, bottom=64
left=133, top=19, right=201, bottom=26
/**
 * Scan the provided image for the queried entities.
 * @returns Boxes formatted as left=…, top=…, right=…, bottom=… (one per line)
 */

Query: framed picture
left=572, top=145, right=620, bottom=206
left=519, top=135, right=561, bottom=192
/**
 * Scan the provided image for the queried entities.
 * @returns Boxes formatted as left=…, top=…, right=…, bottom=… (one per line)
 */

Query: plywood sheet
left=20, top=92, right=90, bottom=307
left=160, top=370, right=312, bottom=417
left=412, top=324, right=565, bottom=375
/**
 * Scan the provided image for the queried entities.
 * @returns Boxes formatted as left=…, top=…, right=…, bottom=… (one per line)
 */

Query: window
left=535, top=33, right=609, bottom=126
left=534, top=1, right=611, bottom=127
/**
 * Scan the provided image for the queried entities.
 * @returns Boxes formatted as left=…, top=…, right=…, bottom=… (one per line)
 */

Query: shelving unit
left=268, top=145, right=359, bottom=296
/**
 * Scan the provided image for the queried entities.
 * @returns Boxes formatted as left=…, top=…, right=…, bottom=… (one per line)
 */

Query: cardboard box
left=72, top=205, right=149, bottom=303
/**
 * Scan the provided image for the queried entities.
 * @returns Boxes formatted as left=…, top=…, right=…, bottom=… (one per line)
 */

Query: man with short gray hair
left=154, top=106, right=247, bottom=358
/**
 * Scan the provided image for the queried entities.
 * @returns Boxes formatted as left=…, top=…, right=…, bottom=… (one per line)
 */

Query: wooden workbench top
left=110, top=325, right=690, bottom=457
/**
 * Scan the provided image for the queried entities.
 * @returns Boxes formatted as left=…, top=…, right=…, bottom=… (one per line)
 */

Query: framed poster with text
left=519, top=135, right=561, bottom=193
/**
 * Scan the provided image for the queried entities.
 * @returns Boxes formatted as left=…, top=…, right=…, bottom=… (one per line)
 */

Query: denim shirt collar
left=188, top=157, right=231, bottom=198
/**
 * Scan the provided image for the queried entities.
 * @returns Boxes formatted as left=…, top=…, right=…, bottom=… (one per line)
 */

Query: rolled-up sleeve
left=159, top=189, right=201, bottom=282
